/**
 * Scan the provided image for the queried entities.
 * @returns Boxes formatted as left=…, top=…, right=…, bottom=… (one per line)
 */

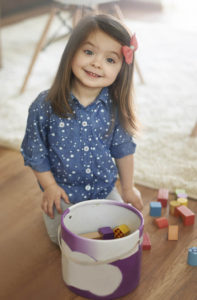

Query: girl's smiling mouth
left=84, top=70, right=102, bottom=78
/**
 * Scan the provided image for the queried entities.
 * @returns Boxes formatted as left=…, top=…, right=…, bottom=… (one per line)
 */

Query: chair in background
left=20, top=0, right=144, bottom=94
left=0, top=2, right=2, bottom=69
left=190, top=122, right=197, bottom=137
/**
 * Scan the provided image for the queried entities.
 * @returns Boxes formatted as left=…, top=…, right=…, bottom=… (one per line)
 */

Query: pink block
left=157, top=188, right=169, bottom=207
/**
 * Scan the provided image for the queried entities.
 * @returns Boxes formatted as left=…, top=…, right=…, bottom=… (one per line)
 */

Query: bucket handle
left=58, top=226, right=143, bottom=265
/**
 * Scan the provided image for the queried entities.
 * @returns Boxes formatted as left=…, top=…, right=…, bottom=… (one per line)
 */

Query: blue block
left=187, top=247, right=197, bottom=266
left=150, top=202, right=162, bottom=217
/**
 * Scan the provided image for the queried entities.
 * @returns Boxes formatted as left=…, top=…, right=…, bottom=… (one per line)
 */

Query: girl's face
left=71, top=29, right=123, bottom=92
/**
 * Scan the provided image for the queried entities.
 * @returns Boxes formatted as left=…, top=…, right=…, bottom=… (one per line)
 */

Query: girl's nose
left=91, top=55, right=102, bottom=68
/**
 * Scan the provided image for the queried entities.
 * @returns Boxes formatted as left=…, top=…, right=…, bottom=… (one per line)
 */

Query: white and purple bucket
left=59, top=199, right=144, bottom=299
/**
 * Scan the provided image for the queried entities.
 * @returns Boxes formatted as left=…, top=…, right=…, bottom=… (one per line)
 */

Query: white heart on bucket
left=61, top=240, right=122, bottom=296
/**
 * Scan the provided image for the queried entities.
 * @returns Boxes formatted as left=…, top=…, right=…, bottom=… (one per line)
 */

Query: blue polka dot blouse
left=21, top=87, right=136, bottom=203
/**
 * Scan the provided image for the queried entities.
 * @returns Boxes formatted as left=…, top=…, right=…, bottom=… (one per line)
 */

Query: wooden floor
left=0, top=146, right=196, bottom=300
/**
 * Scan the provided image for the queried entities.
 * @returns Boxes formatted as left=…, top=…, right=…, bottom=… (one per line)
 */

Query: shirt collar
left=96, top=87, right=109, bottom=105
left=70, top=87, right=109, bottom=106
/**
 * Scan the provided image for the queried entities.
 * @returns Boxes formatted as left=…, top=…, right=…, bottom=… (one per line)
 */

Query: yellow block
left=177, top=198, right=188, bottom=206
left=116, top=224, right=130, bottom=235
left=170, top=201, right=180, bottom=215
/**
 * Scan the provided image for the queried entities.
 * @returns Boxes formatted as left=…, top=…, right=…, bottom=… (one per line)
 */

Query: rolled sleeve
left=110, top=123, right=136, bottom=159
left=21, top=93, right=51, bottom=172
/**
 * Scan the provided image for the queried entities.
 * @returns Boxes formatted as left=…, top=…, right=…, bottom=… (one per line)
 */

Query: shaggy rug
left=0, top=13, right=197, bottom=198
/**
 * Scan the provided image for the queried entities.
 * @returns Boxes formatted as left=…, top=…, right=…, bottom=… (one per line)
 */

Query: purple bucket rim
left=61, top=199, right=144, bottom=239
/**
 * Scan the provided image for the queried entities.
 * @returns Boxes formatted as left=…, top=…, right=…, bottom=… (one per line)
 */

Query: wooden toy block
left=168, top=225, right=179, bottom=240
left=157, top=188, right=169, bottom=207
left=187, top=247, right=197, bottom=266
left=142, top=232, right=151, bottom=250
left=113, top=224, right=130, bottom=238
left=170, top=201, right=180, bottom=216
left=175, top=189, right=186, bottom=196
left=175, top=205, right=195, bottom=226
left=155, top=217, right=168, bottom=229
left=150, top=202, right=162, bottom=217
left=118, top=224, right=130, bottom=235
left=177, top=198, right=188, bottom=207
left=113, top=228, right=125, bottom=238
left=98, top=227, right=114, bottom=239
left=79, top=231, right=102, bottom=239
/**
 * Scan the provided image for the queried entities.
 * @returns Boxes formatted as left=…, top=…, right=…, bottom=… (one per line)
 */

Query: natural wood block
left=79, top=231, right=102, bottom=239
left=168, top=225, right=179, bottom=240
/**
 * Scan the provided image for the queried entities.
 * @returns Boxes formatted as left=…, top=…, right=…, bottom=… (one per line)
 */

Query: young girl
left=21, top=14, right=143, bottom=244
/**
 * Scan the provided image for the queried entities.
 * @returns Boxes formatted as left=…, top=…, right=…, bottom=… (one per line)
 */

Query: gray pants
left=43, top=187, right=123, bottom=245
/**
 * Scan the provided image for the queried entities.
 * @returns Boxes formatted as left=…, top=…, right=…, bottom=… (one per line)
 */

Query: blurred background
left=1, top=0, right=197, bottom=29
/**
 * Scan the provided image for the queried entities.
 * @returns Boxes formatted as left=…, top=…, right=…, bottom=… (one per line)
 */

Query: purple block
left=177, top=193, right=188, bottom=199
left=98, top=226, right=114, bottom=239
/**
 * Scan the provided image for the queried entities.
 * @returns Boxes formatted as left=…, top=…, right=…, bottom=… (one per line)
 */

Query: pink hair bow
left=122, top=34, right=138, bottom=65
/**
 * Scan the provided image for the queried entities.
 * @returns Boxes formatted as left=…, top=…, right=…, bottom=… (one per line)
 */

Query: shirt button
left=59, top=122, right=64, bottom=128
left=82, top=121, right=87, bottom=127
left=84, top=146, right=89, bottom=152
left=86, top=168, right=91, bottom=174
left=85, top=184, right=91, bottom=191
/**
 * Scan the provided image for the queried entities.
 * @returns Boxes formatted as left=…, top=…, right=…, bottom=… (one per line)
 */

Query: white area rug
left=0, top=14, right=197, bottom=198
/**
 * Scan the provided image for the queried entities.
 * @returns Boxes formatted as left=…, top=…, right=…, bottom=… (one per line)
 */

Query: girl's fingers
left=61, top=190, right=70, bottom=204
left=42, top=198, right=54, bottom=219
left=41, top=200, right=48, bottom=215
left=54, top=198, right=62, bottom=215
left=48, top=200, right=55, bottom=219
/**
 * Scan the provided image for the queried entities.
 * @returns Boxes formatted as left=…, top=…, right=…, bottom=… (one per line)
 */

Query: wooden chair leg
left=190, top=122, right=197, bottom=137
left=20, top=8, right=57, bottom=94
left=135, top=60, right=145, bottom=84
left=113, top=4, right=145, bottom=84
left=92, top=5, right=100, bottom=15
left=72, top=7, right=83, bottom=27
left=114, top=3, right=125, bottom=20
left=0, top=3, right=2, bottom=69
left=0, top=31, right=2, bottom=69
left=72, top=5, right=99, bottom=28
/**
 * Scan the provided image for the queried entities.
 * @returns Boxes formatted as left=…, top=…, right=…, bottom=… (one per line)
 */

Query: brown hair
left=47, top=14, right=138, bottom=136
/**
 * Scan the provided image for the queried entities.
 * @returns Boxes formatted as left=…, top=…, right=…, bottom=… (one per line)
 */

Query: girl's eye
left=84, top=49, right=93, bottom=55
left=106, top=58, right=115, bottom=64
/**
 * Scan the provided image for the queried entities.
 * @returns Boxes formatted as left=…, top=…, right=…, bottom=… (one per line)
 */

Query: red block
left=142, top=232, right=151, bottom=250
left=157, top=188, right=169, bottom=207
left=175, top=205, right=195, bottom=226
left=155, top=217, right=169, bottom=229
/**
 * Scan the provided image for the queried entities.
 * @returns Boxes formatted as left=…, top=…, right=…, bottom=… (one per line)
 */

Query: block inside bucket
left=60, top=199, right=144, bottom=300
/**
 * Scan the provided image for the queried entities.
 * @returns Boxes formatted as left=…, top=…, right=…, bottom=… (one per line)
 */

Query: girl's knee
left=48, top=234, right=59, bottom=245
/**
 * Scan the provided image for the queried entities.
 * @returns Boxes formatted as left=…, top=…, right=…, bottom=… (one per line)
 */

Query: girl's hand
left=41, top=183, right=70, bottom=219
left=121, top=186, right=143, bottom=211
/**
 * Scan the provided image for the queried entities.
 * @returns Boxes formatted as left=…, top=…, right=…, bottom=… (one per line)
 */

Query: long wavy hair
left=47, top=14, right=138, bottom=136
